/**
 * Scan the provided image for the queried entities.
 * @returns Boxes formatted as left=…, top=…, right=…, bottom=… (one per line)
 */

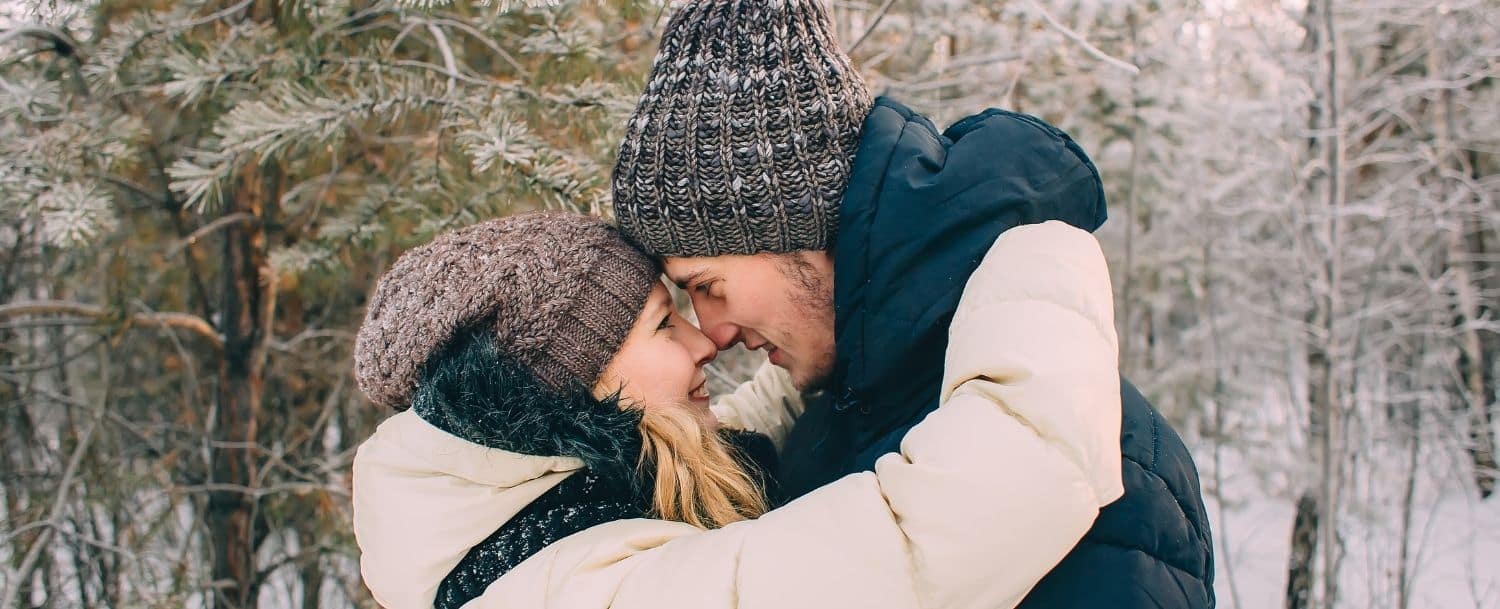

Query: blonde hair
left=636, top=406, right=769, bottom=529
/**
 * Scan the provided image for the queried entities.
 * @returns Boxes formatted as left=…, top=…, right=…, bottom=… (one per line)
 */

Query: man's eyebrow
left=674, top=268, right=710, bottom=290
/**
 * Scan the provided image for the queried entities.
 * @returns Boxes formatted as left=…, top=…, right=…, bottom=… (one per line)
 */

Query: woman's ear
left=591, top=375, right=615, bottom=402
left=592, top=367, right=627, bottom=403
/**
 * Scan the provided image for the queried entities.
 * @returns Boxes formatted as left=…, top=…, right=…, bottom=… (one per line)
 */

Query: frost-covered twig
left=398, top=0, right=565, bottom=12
left=423, top=16, right=530, bottom=78
left=1023, top=0, right=1140, bottom=75
left=0, top=25, right=79, bottom=56
left=425, top=23, right=459, bottom=94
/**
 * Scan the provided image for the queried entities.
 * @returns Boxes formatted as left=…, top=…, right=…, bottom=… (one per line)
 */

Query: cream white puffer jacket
left=352, top=221, right=1123, bottom=609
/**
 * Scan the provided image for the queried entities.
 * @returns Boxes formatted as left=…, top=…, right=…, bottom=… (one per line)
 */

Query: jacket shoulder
left=948, top=222, right=1116, bottom=349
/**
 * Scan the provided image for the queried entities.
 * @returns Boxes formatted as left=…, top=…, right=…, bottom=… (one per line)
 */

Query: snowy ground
left=1208, top=478, right=1500, bottom=608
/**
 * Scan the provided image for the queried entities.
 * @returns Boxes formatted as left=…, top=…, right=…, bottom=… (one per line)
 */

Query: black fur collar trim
left=410, top=329, right=644, bottom=485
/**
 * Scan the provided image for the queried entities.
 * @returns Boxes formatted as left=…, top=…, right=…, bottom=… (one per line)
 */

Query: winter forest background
left=0, top=0, right=1495, bottom=607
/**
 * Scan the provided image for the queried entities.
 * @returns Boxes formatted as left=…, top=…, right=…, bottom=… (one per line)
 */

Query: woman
left=352, top=212, right=1123, bottom=609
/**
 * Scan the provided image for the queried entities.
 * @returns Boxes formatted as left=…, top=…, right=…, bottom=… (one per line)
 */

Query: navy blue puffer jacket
left=776, top=97, right=1215, bottom=608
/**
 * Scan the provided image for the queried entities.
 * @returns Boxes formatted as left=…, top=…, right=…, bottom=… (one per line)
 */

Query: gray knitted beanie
left=611, top=0, right=873, bottom=257
left=354, top=212, right=660, bottom=409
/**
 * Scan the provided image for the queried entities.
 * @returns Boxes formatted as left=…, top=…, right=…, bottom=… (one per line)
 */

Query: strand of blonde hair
left=636, top=406, right=768, bottom=529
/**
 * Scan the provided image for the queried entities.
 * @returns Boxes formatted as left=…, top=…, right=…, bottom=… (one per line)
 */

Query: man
left=611, top=1, right=1214, bottom=607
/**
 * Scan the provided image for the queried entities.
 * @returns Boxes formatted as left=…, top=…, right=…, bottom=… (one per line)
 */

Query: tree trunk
left=207, top=163, right=277, bottom=609
left=1451, top=192, right=1497, bottom=503
left=1287, top=1, right=1345, bottom=606
left=1204, top=241, right=1245, bottom=609
left=1395, top=402, right=1420, bottom=609
left=1316, top=1, right=1345, bottom=604
left=1429, top=19, right=1497, bottom=501
left=1120, top=7, right=1144, bottom=367
left=299, top=526, right=323, bottom=609
left=1285, top=492, right=1320, bottom=609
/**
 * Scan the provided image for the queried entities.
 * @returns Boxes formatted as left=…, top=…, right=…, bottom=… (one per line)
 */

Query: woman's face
left=594, top=281, right=719, bottom=424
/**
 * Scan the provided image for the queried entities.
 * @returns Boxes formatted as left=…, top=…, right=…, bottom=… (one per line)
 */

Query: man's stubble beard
left=777, top=254, right=836, bottom=392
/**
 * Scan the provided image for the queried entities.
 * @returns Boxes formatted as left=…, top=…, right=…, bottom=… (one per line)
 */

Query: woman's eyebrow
left=644, top=291, right=672, bottom=317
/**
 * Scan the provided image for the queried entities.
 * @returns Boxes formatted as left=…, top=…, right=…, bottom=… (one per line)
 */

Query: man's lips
left=746, top=338, right=783, bottom=366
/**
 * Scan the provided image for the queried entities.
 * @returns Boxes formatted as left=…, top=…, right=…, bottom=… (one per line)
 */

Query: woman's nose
left=686, top=323, right=719, bottom=367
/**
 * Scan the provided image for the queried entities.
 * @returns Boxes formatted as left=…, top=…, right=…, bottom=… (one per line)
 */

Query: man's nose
left=690, top=297, right=742, bottom=350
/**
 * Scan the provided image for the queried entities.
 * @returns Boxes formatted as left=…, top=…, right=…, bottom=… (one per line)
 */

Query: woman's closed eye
left=656, top=312, right=674, bottom=332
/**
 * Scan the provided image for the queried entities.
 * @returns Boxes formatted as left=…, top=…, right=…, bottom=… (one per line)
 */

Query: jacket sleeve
left=709, top=361, right=805, bottom=451
left=472, top=221, right=1123, bottom=609
left=875, top=220, right=1124, bottom=607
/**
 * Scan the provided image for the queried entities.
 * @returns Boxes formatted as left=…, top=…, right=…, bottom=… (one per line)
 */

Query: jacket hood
left=834, top=98, right=1108, bottom=404
left=353, top=410, right=585, bottom=609
left=354, top=331, right=647, bottom=609
left=780, top=97, right=1109, bottom=491
left=411, top=328, right=645, bottom=485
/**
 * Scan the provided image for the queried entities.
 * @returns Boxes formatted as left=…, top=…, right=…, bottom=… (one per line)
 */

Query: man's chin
left=786, top=364, right=833, bottom=393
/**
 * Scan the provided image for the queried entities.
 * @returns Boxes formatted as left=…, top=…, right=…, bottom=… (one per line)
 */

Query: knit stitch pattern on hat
left=612, top=0, right=873, bottom=257
left=354, top=212, right=659, bottom=409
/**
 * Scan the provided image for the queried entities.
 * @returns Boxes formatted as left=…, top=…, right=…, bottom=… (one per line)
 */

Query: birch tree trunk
left=1287, top=0, right=1346, bottom=607
left=1433, top=38, right=1499, bottom=498
left=1315, top=2, right=1345, bottom=605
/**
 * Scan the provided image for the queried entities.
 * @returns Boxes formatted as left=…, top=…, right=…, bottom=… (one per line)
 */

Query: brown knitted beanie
left=611, top=0, right=873, bottom=257
left=354, top=212, right=660, bottom=409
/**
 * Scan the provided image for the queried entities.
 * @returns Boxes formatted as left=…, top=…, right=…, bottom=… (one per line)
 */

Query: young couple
left=352, top=1, right=1214, bottom=608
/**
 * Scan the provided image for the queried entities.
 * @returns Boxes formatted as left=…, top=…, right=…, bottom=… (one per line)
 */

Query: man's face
left=663, top=252, right=836, bottom=391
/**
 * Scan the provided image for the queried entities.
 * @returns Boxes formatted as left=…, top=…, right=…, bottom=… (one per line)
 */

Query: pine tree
left=3, top=1, right=1496, bottom=608
left=1, top=1, right=657, bottom=606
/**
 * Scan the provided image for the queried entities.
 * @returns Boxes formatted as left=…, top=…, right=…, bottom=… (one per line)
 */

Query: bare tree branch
left=0, top=301, right=222, bottom=350
left=1, top=351, right=108, bottom=609
left=848, top=0, right=898, bottom=54
left=162, top=213, right=258, bottom=262
left=1023, top=0, right=1141, bottom=75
